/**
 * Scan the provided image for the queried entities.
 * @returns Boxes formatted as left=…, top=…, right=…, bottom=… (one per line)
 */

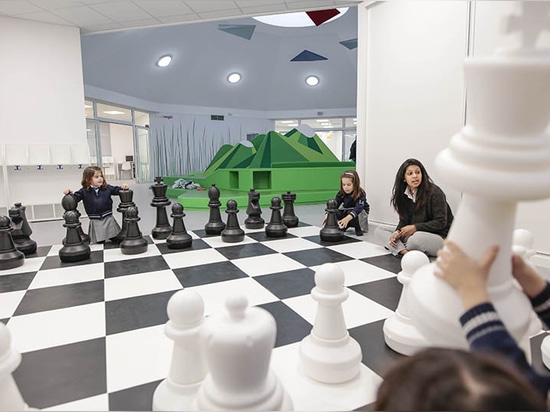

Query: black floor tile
left=258, top=300, right=312, bottom=347
left=254, top=268, right=315, bottom=300
left=284, top=247, right=353, bottom=267
left=104, top=255, right=170, bottom=278
left=349, top=277, right=402, bottom=312
left=173, top=261, right=248, bottom=287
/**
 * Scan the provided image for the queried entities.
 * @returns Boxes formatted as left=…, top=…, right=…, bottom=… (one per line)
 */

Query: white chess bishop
left=407, top=3, right=550, bottom=355
left=195, top=294, right=293, bottom=411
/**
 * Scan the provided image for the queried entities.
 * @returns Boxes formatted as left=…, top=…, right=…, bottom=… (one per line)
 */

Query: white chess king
left=407, top=3, right=550, bottom=354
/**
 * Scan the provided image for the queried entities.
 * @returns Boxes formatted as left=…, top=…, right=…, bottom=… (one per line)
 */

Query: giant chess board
left=3, top=222, right=549, bottom=411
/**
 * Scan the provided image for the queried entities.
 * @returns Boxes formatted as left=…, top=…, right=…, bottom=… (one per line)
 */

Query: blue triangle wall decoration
left=291, top=50, right=328, bottom=62
left=218, top=24, right=256, bottom=40
left=340, top=38, right=358, bottom=50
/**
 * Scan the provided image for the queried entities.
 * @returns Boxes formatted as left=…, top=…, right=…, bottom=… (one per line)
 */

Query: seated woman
left=377, top=158, right=453, bottom=257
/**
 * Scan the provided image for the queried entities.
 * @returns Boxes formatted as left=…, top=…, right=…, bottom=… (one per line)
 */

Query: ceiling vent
left=211, top=115, right=225, bottom=121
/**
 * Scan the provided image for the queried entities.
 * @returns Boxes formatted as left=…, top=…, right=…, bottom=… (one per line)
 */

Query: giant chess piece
left=0, top=323, right=33, bottom=410
left=166, top=203, right=193, bottom=249
left=244, top=188, right=264, bottom=229
left=116, top=189, right=135, bottom=242
left=221, top=200, right=244, bottom=243
left=151, top=177, right=172, bottom=239
left=196, top=294, right=293, bottom=411
left=204, top=184, right=225, bottom=235
left=61, top=194, right=90, bottom=245
left=120, top=206, right=148, bottom=255
left=319, top=199, right=343, bottom=242
left=0, top=216, right=25, bottom=270
left=408, top=4, right=550, bottom=355
left=282, top=191, right=299, bottom=228
left=383, top=251, right=431, bottom=355
left=153, top=289, right=207, bottom=411
left=299, top=263, right=362, bottom=383
left=8, top=203, right=37, bottom=255
left=265, top=197, right=287, bottom=238
left=59, top=210, right=91, bottom=263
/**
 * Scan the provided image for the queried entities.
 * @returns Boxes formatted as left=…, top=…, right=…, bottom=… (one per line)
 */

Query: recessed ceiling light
left=157, top=55, right=172, bottom=67
left=306, top=75, right=319, bottom=86
left=227, top=72, right=241, bottom=84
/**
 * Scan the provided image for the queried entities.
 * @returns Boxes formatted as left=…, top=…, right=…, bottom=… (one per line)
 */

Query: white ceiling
left=3, top=0, right=361, bottom=113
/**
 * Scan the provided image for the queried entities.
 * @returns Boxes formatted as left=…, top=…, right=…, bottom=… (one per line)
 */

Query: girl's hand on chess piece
left=511, top=253, right=546, bottom=298
left=121, top=184, right=129, bottom=190
left=435, top=240, right=498, bottom=310
left=63, top=189, right=72, bottom=195
left=338, top=214, right=352, bottom=229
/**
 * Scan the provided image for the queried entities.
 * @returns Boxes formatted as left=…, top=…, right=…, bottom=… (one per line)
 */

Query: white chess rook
left=196, top=295, right=293, bottom=411
left=152, top=289, right=207, bottom=411
left=299, top=263, right=362, bottom=383
left=0, top=323, right=32, bottom=411
left=408, top=4, right=550, bottom=354
left=383, top=251, right=431, bottom=356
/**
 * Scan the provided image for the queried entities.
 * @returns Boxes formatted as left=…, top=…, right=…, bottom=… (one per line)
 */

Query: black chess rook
left=166, top=203, right=193, bottom=249
left=282, top=191, right=299, bottom=228
left=205, top=184, right=225, bottom=235
left=244, top=188, right=265, bottom=229
left=221, top=199, right=244, bottom=243
left=150, top=177, right=172, bottom=239
left=265, top=197, right=287, bottom=238
left=0, top=215, right=25, bottom=270
left=320, top=198, right=344, bottom=242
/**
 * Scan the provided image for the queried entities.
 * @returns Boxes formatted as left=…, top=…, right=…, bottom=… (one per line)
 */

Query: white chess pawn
left=152, top=289, right=207, bottom=411
left=196, top=294, right=293, bottom=411
left=299, top=263, right=362, bottom=383
left=383, top=251, right=432, bottom=355
left=512, top=228, right=536, bottom=260
left=0, top=323, right=32, bottom=411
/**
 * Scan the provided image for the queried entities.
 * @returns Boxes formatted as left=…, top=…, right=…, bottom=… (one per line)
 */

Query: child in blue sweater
left=435, top=240, right=550, bottom=399
left=64, top=166, right=129, bottom=243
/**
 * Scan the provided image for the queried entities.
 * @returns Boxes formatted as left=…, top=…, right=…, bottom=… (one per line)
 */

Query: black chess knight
left=244, top=188, right=265, bottom=229
left=0, top=215, right=25, bottom=270
left=8, top=202, right=37, bottom=255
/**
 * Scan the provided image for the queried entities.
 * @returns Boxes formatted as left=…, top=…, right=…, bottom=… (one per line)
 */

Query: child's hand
left=511, top=254, right=546, bottom=298
left=121, top=184, right=129, bottom=190
left=434, top=240, right=498, bottom=310
left=63, top=189, right=72, bottom=195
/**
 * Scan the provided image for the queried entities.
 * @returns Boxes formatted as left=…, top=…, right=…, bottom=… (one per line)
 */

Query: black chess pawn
left=205, top=184, right=226, bottom=235
left=116, top=189, right=135, bottom=242
left=320, top=198, right=344, bottom=242
left=265, top=197, right=287, bottom=238
left=244, top=188, right=264, bottom=229
left=120, top=206, right=148, bottom=255
left=166, top=203, right=193, bottom=249
left=0, top=215, right=25, bottom=270
left=221, top=200, right=244, bottom=243
left=59, top=210, right=91, bottom=263
left=8, top=203, right=37, bottom=255
left=150, top=177, right=172, bottom=239
left=61, top=194, right=90, bottom=245
left=282, top=191, right=299, bottom=228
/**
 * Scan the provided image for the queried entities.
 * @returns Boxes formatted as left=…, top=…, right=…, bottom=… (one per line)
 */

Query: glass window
left=134, top=110, right=150, bottom=127
left=85, top=100, right=94, bottom=119
left=275, top=119, right=298, bottom=133
left=345, top=117, right=357, bottom=128
left=301, top=118, right=343, bottom=129
left=96, top=102, right=132, bottom=123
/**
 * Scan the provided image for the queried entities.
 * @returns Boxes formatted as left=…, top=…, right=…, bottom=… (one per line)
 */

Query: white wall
left=359, top=1, right=468, bottom=225
left=358, top=1, right=550, bottom=256
left=0, top=17, right=87, bottom=211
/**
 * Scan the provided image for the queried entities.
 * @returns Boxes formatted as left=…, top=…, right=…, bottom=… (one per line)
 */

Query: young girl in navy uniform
left=64, top=166, right=129, bottom=243
left=323, top=170, right=369, bottom=236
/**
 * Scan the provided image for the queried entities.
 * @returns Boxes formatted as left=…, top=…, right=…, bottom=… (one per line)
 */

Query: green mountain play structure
left=163, top=128, right=355, bottom=210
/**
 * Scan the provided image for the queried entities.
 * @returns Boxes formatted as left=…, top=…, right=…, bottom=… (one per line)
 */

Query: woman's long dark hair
left=390, top=158, right=433, bottom=218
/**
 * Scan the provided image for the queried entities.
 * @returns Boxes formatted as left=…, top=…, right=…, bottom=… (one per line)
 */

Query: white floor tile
left=283, top=288, right=394, bottom=329
left=262, top=237, right=322, bottom=253
left=316, top=259, right=395, bottom=286
left=287, top=226, right=322, bottom=237
left=104, top=269, right=181, bottom=301
left=188, top=277, right=279, bottom=316
left=43, top=394, right=109, bottom=411
left=162, top=248, right=227, bottom=269
left=0, top=256, right=46, bottom=275
left=271, top=342, right=382, bottom=411
left=106, top=324, right=171, bottom=393
left=201, top=234, right=257, bottom=248
left=103, top=244, right=161, bottom=262
left=231, top=254, right=306, bottom=277
left=29, top=263, right=104, bottom=289
left=8, top=302, right=106, bottom=353
left=0, top=290, right=26, bottom=319
left=327, top=241, right=389, bottom=259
